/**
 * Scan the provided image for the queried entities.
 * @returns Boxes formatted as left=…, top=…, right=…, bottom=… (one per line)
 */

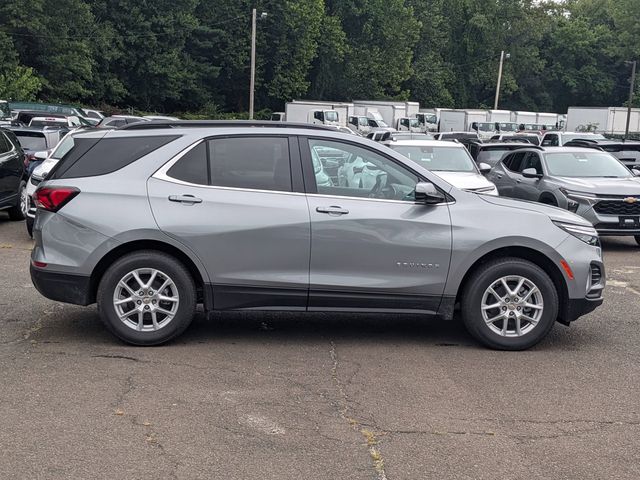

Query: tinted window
left=519, top=152, right=543, bottom=174
left=106, top=119, right=126, bottom=127
left=51, top=135, right=179, bottom=179
left=0, top=133, right=10, bottom=154
left=167, top=143, right=208, bottom=185
left=14, top=132, right=47, bottom=151
left=504, top=152, right=526, bottom=171
left=307, top=139, right=419, bottom=201
left=541, top=134, right=558, bottom=147
left=208, top=137, right=291, bottom=192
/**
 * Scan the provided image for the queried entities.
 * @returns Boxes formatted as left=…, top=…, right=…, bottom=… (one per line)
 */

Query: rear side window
left=50, top=135, right=179, bottom=179
left=164, top=136, right=292, bottom=192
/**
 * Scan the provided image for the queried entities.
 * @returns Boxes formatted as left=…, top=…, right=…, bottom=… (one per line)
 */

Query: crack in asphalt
left=330, top=341, right=388, bottom=480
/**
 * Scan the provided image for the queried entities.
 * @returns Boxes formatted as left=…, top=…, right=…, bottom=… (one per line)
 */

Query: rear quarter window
left=50, top=135, right=179, bottom=179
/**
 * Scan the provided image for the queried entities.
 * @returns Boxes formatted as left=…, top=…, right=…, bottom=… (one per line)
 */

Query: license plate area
left=619, top=216, right=640, bottom=228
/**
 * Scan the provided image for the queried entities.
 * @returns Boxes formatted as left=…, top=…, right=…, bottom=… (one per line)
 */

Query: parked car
left=96, top=115, right=149, bottom=128
left=143, top=115, right=181, bottom=121
left=83, top=109, right=106, bottom=121
left=382, top=139, right=498, bottom=195
left=0, top=101, right=11, bottom=126
left=7, top=126, right=66, bottom=174
left=0, top=127, right=27, bottom=220
left=30, top=121, right=604, bottom=350
left=489, top=133, right=541, bottom=146
left=434, top=131, right=479, bottom=141
left=487, top=146, right=640, bottom=244
left=29, top=116, right=83, bottom=128
left=469, top=142, right=538, bottom=167
left=540, top=131, right=606, bottom=147
left=9, top=101, right=97, bottom=125
left=562, top=139, right=640, bottom=169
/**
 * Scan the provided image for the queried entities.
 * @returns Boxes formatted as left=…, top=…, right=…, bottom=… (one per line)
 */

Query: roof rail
left=118, top=120, right=336, bottom=131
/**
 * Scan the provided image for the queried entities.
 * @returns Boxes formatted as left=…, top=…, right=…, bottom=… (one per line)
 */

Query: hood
left=434, top=171, right=496, bottom=191
left=553, top=176, right=640, bottom=195
left=479, top=194, right=592, bottom=226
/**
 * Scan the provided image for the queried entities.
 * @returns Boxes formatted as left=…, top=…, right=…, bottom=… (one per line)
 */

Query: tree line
left=0, top=0, right=638, bottom=116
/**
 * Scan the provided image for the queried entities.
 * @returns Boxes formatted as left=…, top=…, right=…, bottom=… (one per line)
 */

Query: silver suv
left=30, top=121, right=605, bottom=350
left=487, top=146, right=640, bottom=245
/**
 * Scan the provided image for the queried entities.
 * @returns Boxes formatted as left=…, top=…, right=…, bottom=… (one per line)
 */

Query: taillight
left=34, top=186, right=80, bottom=212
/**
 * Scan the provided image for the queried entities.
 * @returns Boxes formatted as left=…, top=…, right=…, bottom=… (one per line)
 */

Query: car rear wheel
left=461, top=257, right=558, bottom=350
left=7, top=181, right=27, bottom=221
left=97, top=250, right=196, bottom=345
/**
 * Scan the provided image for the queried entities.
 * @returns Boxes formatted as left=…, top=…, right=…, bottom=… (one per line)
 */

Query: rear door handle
left=168, top=194, right=202, bottom=204
left=316, top=206, right=349, bottom=215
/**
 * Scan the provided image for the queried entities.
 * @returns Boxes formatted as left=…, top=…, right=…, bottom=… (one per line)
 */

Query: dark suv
left=0, top=128, right=27, bottom=220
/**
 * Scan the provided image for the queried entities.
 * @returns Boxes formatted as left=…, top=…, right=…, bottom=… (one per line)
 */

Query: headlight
left=559, top=188, right=598, bottom=205
left=553, top=221, right=599, bottom=246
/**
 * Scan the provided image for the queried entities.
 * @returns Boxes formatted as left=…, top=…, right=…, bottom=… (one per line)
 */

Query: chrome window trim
left=307, top=192, right=452, bottom=206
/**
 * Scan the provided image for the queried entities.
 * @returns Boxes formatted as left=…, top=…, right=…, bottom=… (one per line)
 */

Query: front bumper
left=559, top=297, right=603, bottom=325
left=30, top=265, right=93, bottom=306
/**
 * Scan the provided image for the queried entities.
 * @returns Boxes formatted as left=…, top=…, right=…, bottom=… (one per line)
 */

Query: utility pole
left=249, top=8, right=257, bottom=120
left=625, top=60, right=637, bottom=140
left=494, top=51, right=509, bottom=110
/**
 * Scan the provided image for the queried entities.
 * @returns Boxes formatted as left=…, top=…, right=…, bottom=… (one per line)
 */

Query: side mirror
left=415, top=182, right=445, bottom=204
left=34, top=151, right=48, bottom=161
left=478, top=162, right=492, bottom=174
left=522, top=168, right=542, bottom=179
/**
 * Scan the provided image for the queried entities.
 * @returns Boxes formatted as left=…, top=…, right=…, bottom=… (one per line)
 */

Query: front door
left=148, top=135, right=310, bottom=310
left=301, top=137, right=452, bottom=314
left=513, top=152, right=544, bottom=201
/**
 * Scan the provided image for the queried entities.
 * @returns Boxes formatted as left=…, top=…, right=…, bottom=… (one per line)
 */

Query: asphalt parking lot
left=1, top=214, right=639, bottom=480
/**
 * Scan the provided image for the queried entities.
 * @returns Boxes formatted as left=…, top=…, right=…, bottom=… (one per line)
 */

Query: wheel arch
left=453, top=246, right=568, bottom=323
left=88, top=239, right=210, bottom=308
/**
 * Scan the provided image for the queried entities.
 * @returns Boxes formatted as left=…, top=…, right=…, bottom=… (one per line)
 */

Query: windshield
left=563, top=133, right=606, bottom=142
left=498, top=123, right=517, bottom=132
left=0, top=102, right=10, bottom=120
left=14, top=132, right=47, bottom=151
left=358, top=117, right=368, bottom=126
left=546, top=152, right=632, bottom=178
left=476, top=122, right=494, bottom=132
left=409, top=119, right=419, bottom=128
left=324, top=111, right=338, bottom=123
left=50, top=134, right=75, bottom=159
left=391, top=145, right=476, bottom=172
left=376, top=120, right=388, bottom=127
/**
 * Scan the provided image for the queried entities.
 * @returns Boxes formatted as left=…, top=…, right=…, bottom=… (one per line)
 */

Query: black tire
left=7, top=181, right=27, bottom=221
left=635, top=235, right=640, bottom=247
left=97, top=250, right=196, bottom=345
left=26, top=216, right=34, bottom=237
left=461, top=257, right=559, bottom=350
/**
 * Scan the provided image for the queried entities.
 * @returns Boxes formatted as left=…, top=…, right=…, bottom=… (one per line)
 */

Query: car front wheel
left=97, top=250, right=196, bottom=345
left=461, top=257, right=559, bottom=350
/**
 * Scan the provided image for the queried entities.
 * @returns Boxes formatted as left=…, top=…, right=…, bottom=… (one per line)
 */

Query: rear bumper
left=30, top=265, right=93, bottom=306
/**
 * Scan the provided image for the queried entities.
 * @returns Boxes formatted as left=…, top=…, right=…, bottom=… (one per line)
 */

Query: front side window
left=307, top=139, right=418, bottom=201
left=0, top=133, right=10, bottom=154
left=504, top=152, right=526, bottom=171
left=209, top=137, right=291, bottom=192
left=518, top=152, right=543, bottom=174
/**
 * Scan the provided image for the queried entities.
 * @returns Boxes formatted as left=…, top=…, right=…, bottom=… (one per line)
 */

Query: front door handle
left=316, top=206, right=349, bottom=215
left=168, top=194, right=202, bottom=204
left=516, top=179, right=522, bottom=184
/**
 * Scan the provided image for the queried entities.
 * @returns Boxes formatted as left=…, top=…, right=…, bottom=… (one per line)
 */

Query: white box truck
left=566, top=106, right=640, bottom=135
left=353, top=100, right=419, bottom=131
left=278, top=100, right=354, bottom=126
left=511, top=111, right=538, bottom=126
left=536, top=112, right=559, bottom=128
left=438, top=109, right=494, bottom=138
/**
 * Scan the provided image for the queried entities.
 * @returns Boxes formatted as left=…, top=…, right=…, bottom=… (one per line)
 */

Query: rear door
left=300, top=136, right=452, bottom=314
left=148, top=135, right=311, bottom=310
left=0, top=132, right=18, bottom=202
left=491, top=151, right=526, bottom=198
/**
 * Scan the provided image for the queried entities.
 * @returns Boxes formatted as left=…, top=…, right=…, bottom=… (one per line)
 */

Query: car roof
left=539, top=146, right=605, bottom=153
left=480, top=142, right=537, bottom=149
